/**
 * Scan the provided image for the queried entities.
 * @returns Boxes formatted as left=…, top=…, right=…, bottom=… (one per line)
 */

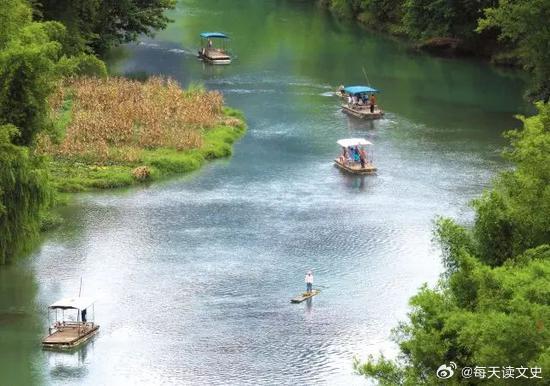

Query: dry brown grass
left=38, top=76, right=225, bottom=163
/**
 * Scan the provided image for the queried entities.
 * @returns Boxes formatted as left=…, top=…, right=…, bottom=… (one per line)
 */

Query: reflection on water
left=338, top=171, right=370, bottom=192
left=0, top=0, right=530, bottom=384
left=48, top=343, right=92, bottom=380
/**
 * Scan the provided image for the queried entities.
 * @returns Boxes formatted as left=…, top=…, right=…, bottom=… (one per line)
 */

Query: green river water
left=0, top=0, right=531, bottom=385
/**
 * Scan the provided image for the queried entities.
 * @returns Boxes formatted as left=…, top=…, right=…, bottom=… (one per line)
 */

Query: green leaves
left=0, top=27, right=60, bottom=145
left=0, top=125, right=52, bottom=264
left=474, top=103, right=550, bottom=265
left=37, top=0, right=176, bottom=54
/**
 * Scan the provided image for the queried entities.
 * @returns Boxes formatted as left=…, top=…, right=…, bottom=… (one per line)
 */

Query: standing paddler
left=305, top=271, right=313, bottom=294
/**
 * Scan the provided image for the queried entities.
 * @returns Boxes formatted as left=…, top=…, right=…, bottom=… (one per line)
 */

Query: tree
left=36, top=0, right=100, bottom=55
left=0, top=0, right=33, bottom=49
left=402, top=0, right=496, bottom=40
left=0, top=19, right=64, bottom=146
left=0, top=124, right=51, bottom=264
left=474, top=102, right=550, bottom=265
left=36, top=0, right=176, bottom=54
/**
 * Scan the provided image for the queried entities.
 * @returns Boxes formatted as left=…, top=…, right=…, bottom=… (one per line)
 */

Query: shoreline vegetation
left=314, top=0, right=550, bottom=101
left=38, top=77, right=246, bottom=192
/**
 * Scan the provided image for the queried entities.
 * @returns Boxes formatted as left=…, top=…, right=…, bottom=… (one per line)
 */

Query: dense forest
left=357, top=103, right=550, bottom=383
left=0, top=0, right=175, bottom=264
left=317, top=0, right=550, bottom=101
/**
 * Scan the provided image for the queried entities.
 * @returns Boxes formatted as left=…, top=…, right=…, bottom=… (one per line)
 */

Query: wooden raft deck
left=334, top=159, right=377, bottom=175
left=204, top=49, right=231, bottom=63
left=291, top=290, right=320, bottom=303
left=341, top=104, right=384, bottom=120
left=42, top=323, right=99, bottom=349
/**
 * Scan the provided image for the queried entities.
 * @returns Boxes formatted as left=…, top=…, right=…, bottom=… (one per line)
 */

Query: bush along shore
left=36, top=77, right=246, bottom=192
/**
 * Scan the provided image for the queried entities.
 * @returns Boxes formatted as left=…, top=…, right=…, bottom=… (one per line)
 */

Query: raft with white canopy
left=42, top=297, right=99, bottom=349
left=334, top=138, right=377, bottom=175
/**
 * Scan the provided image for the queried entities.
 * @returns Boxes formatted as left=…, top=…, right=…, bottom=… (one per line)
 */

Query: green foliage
left=433, top=216, right=475, bottom=274
left=39, top=209, right=63, bottom=231
left=36, top=0, right=176, bottom=54
left=57, top=53, right=108, bottom=78
left=357, top=0, right=404, bottom=30
left=402, top=0, right=494, bottom=41
left=34, top=0, right=100, bottom=55
left=473, top=102, right=550, bottom=265
left=478, top=0, right=550, bottom=101
left=354, top=354, right=405, bottom=385
left=0, top=13, right=64, bottom=145
left=0, top=124, right=52, bottom=264
left=0, top=0, right=32, bottom=49
left=358, top=103, right=550, bottom=384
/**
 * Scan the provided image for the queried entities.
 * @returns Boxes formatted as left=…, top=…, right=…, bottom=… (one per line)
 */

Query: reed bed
left=39, top=77, right=224, bottom=163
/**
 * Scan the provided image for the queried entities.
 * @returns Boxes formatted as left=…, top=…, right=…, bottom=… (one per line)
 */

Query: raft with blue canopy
left=200, top=32, right=230, bottom=39
left=338, top=84, right=384, bottom=120
left=343, top=85, right=379, bottom=95
left=198, top=32, right=232, bottom=64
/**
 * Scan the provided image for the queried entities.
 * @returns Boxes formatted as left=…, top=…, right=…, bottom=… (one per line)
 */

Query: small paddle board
left=291, top=290, right=320, bottom=303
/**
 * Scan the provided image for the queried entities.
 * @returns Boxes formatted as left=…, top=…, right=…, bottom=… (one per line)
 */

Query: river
left=0, top=0, right=531, bottom=385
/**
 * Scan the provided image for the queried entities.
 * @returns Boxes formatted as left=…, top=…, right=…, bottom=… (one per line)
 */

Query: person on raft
left=305, top=271, right=313, bottom=293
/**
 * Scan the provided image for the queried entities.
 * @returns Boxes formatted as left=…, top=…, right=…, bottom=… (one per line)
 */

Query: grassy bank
left=37, top=77, right=246, bottom=192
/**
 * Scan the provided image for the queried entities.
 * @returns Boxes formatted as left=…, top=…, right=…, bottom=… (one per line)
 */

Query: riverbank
left=36, top=77, right=246, bottom=193
left=315, top=0, right=549, bottom=101
left=317, top=0, right=500, bottom=59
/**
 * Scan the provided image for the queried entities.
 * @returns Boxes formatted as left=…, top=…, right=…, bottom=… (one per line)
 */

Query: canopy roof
left=49, top=297, right=96, bottom=310
left=337, top=138, right=373, bottom=147
left=344, top=86, right=379, bottom=95
left=200, top=32, right=229, bottom=39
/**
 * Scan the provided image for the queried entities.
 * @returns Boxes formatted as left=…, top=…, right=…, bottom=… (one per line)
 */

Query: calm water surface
left=0, top=1, right=531, bottom=385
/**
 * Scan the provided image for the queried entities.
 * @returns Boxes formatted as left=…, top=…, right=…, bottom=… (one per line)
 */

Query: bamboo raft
left=291, top=290, right=320, bottom=303
left=334, top=159, right=377, bottom=175
left=341, top=104, right=384, bottom=120
left=199, top=48, right=232, bottom=64
left=42, top=322, right=99, bottom=350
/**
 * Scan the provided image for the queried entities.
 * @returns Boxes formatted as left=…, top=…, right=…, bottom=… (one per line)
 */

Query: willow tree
left=0, top=125, right=51, bottom=265
left=0, top=0, right=60, bottom=263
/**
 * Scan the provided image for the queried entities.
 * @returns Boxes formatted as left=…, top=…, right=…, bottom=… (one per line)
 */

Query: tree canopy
left=36, top=0, right=176, bottom=54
